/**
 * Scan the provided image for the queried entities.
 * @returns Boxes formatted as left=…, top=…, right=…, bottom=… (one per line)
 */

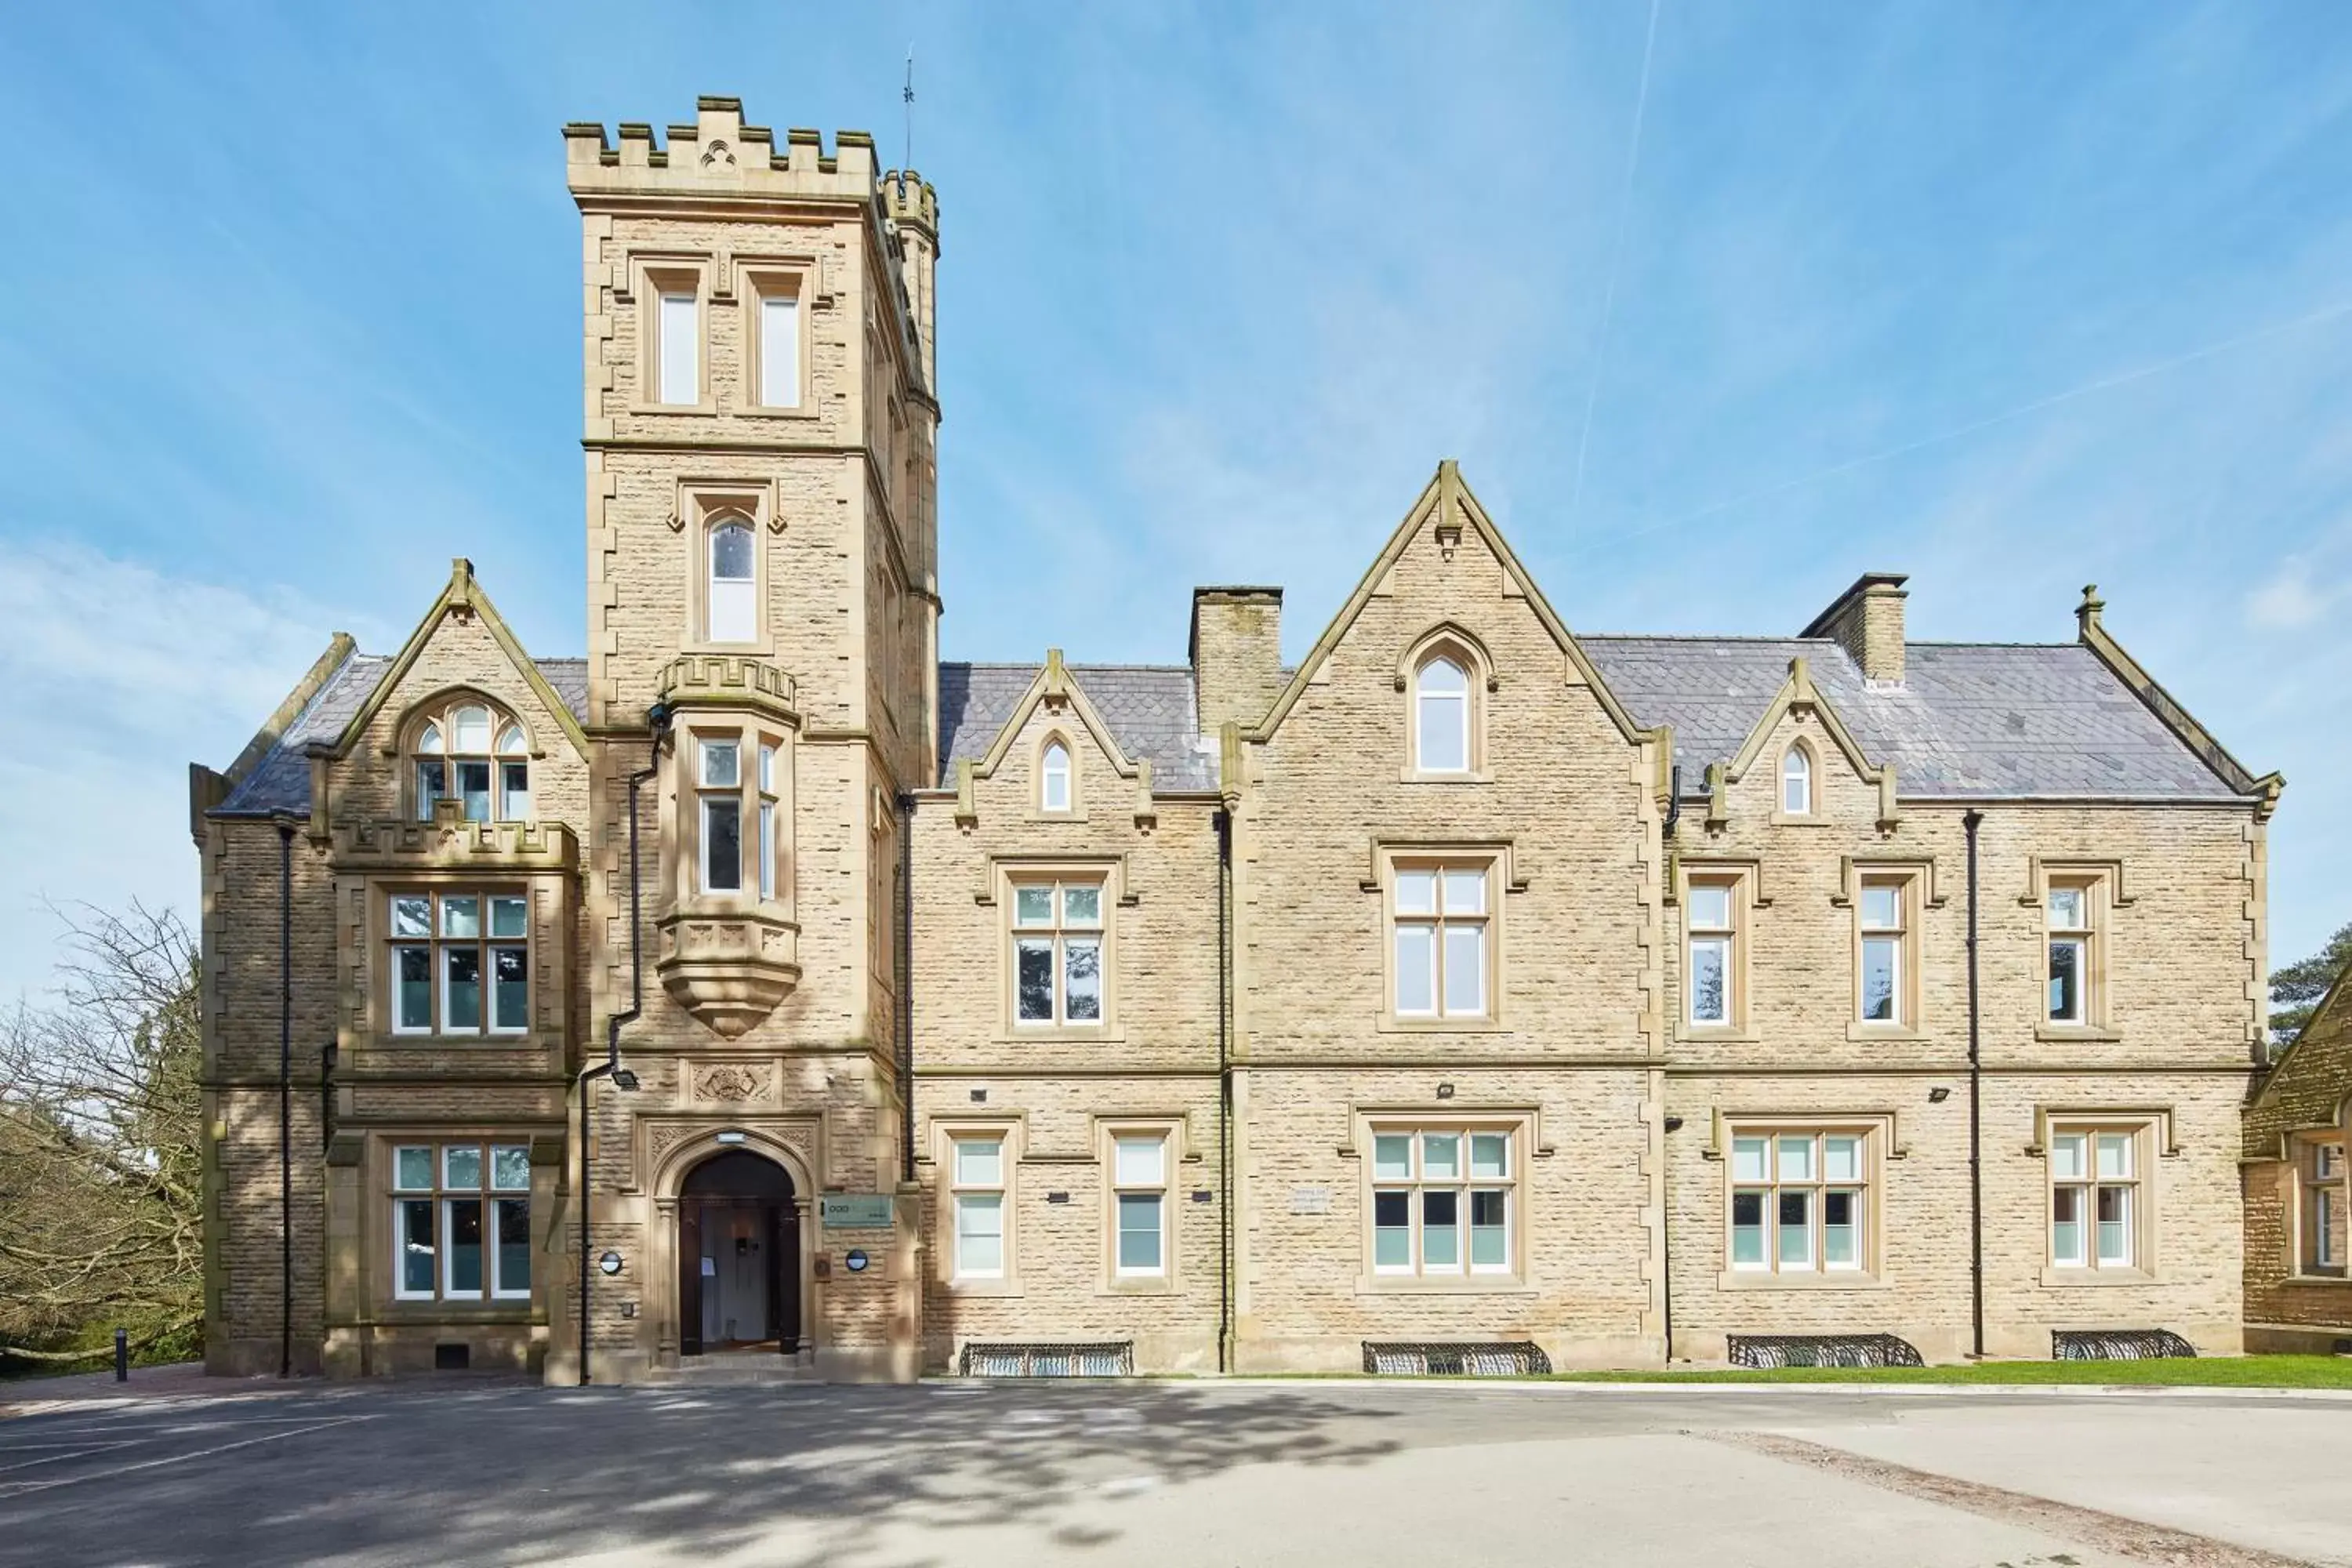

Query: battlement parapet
left=880, top=169, right=939, bottom=239
left=564, top=96, right=898, bottom=207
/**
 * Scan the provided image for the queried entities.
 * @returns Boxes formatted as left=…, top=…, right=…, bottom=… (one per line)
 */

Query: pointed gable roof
left=1250, top=462, right=1649, bottom=747
left=325, top=558, right=590, bottom=761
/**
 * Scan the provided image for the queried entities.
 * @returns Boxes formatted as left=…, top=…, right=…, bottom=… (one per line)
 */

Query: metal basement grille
left=1726, top=1334, right=1924, bottom=1369
left=959, top=1341, right=1134, bottom=1377
left=2052, top=1329, right=2196, bottom=1361
left=1363, top=1341, right=1552, bottom=1376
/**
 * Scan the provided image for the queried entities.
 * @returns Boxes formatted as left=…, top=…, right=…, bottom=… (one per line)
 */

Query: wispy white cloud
left=0, top=540, right=386, bottom=997
left=2246, top=562, right=2333, bottom=631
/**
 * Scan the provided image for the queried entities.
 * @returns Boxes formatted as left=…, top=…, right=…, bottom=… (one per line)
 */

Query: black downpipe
left=1964, top=810, right=1985, bottom=1359
left=276, top=820, right=295, bottom=1379
left=1662, top=764, right=1682, bottom=839
left=582, top=720, right=666, bottom=1385
left=896, top=794, right=916, bottom=1183
left=1214, top=807, right=1233, bottom=1374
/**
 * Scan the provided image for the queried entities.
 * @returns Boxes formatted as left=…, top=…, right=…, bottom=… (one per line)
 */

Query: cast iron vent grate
left=1363, top=1341, right=1552, bottom=1376
left=1726, top=1334, right=1923, bottom=1369
left=960, top=1341, right=1134, bottom=1377
left=2053, top=1329, right=2195, bottom=1361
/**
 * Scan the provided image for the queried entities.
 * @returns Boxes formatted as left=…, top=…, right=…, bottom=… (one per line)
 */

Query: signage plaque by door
left=818, top=1194, right=895, bottom=1229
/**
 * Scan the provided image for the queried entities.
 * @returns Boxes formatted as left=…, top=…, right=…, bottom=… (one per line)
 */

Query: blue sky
left=3, top=2, right=2350, bottom=995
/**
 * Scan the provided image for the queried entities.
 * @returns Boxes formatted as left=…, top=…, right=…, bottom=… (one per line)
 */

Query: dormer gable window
left=410, top=698, right=531, bottom=823
left=1414, top=656, right=1470, bottom=774
left=1040, top=739, right=1073, bottom=814
left=1780, top=744, right=1813, bottom=815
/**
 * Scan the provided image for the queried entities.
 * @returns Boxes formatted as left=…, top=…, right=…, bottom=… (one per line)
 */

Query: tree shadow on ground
left=0, top=1377, right=1408, bottom=1567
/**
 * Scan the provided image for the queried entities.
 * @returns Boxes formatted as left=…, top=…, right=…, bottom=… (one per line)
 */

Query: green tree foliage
left=0, top=904, right=202, bottom=1373
left=2270, top=918, right=2352, bottom=1054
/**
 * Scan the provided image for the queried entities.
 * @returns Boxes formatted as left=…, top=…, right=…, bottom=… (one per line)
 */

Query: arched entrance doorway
left=677, top=1149, right=800, bottom=1356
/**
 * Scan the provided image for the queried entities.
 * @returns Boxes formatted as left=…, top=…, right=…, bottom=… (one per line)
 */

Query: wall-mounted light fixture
left=1436, top=1083, right=1456, bottom=1100
left=1928, top=1087, right=1952, bottom=1104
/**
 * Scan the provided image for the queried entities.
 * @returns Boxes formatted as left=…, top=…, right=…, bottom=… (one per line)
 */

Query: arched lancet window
left=1040, top=739, right=1073, bottom=813
left=1414, top=656, right=1471, bottom=774
left=707, top=519, right=757, bottom=644
left=411, top=698, right=531, bottom=824
left=1781, top=744, right=1813, bottom=816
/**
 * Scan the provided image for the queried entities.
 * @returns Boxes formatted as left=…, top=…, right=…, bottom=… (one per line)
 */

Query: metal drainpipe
left=1215, top=806, right=1232, bottom=1374
left=897, top=793, right=916, bottom=1183
left=276, top=818, right=295, bottom=1379
left=1964, top=809, right=1985, bottom=1359
left=581, top=714, right=666, bottom=1386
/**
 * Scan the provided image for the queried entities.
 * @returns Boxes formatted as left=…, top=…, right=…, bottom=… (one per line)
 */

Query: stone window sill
left=1397, top=771, right=1494, bottom=785
left=1846, top=1023, right=1925, bottom=1044
left=1716, top=1270, right=1887, bottom=1292
left=1098, top=1276, right=1179, bottom=1298
left=1678, top=1026, right=1760, bottom=1045
left=1377, top=1015, right=1507, bottom=1035
left=1354, top=1275, right=1537, bottom=1297
left=2284, top=1272, right=2352, bottom=1286
left=2038, top=1266, right=2158, bottom=1288
left=2034, top=1024, right=2122, bottom=1044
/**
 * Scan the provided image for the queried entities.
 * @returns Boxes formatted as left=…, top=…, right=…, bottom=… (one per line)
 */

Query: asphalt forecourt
left=2, top=1377, right=2347, bottom=1567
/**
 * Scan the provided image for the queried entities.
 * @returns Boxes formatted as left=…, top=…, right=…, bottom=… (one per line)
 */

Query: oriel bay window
left=1011, top=877, right=1103, bottom=1026
left=1370, top=1127, right=1515, bottom=1279
left=1730, top=1131, right=1867, bottom=1276
left=391, top=1142, right=531, bottom=1302
left=1391, top=861, right=1492, bottom=1021
left=2049, top=1122, right=2147, bottom=1272
left=685, top=726, right=790, bottom=902
left=389, top=891, right=529, bottom=1036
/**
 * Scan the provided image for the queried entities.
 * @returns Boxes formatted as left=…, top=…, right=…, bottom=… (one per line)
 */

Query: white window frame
left=2046, top=881, right=2092, bottom=1025
left=408, top=698, right=530, bottom=824
left=1686, top=879, right=1737, bottom=1029
left=757, top=284, right=802, bottom=409
left=390, top=1141, right=531, bottom=1305
left=1040, top=739, right=1073, bottom=814
left=1780, top=744, right=1813, bottom=815
left=387, top=891, right=529, bottom=1039
left=948, top=1134, right=1007, bottom=1281
left=1412, top=655, right=1472, bottom=775
left=1727, top=1129, right=1869, bottom=1276
left=1390, top=861, right=1491, bottom=1020
left=1109, top=1132, right=1169, bottom=1279
left=706, top=517, right=757, bottom=645
left=2048, top=1121, right=2147, bottom=1272
left=1009, top=876, right=1105, bottom=1029
left=1367, top=1124, right=1516, bottom=1279
left=1857, top=877, right=1909, bottom=1027
left=697, top=737, right=743, bottom=895
left=656, top=286, right=699, bottom=405
left=2300, top=1136, right=2347, bottom=1277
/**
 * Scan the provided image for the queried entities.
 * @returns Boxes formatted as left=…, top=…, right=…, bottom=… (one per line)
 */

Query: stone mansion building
left=191, top=99, right=2288, bottom=1381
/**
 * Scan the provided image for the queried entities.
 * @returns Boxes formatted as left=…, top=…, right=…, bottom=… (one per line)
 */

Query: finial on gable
left=1788, top=654, right=1815, bottom=705
left=446, top=558, right=478, bottom=614
left=1042, top=646, right=1069, bottom=698
left=2077, top=583, right=2105, bottom=639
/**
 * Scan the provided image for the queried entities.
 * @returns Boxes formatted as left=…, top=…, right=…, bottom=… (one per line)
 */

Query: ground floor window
left=391, top=1142, right=532, bottom=1301
left=2049, top=1122, right=2146, bottom=1271
left=2299, top=1135, right=2347, bottom=1278
left=1369, top=1125, right=1515, bottom=1278
left=949, top=1134, right=1007, bottom=1280
left=1109, top=1131, right=1170, bottom=1278
left=1729, top=1129, right=1868, bottom=1274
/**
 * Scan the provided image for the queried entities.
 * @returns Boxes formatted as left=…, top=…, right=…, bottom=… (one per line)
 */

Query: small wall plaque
left=1290, top=1185, right=1333, bottom=1215
left=819, top=1194, right=895, bottom=1229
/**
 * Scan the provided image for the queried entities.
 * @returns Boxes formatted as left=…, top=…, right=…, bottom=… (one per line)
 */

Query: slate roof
left=1577, top=636, right=2244, bottom=800
left=937, top=663, right=1218, bottom=791
left=215, top=652, right=592, bottom=817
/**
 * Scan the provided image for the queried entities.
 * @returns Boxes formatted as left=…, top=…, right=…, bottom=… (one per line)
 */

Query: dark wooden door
left=678, top=1201, right=703, bottom=1357
left=773, top=1203, right=801, bottom=1352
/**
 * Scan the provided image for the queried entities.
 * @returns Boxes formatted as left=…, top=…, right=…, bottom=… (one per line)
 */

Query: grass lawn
left=1550, top=1355, right=2352, bottom=1388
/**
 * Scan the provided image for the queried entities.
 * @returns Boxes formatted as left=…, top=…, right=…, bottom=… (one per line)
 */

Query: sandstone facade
left=194, top=98, right=2284, bottom=1381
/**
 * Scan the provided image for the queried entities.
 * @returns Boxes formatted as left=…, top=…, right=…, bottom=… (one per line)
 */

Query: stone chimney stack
left=1801, top=572, right=1909, bottom=684
left=1191, top=586, right=1285, bottom=735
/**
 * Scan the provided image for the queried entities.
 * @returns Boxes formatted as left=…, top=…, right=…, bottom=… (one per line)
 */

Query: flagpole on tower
left=903, top=47, right=915, bottom=171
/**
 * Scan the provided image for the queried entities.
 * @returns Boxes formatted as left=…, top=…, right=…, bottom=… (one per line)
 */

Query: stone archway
left=649, top=1131, right=817, bottom=1365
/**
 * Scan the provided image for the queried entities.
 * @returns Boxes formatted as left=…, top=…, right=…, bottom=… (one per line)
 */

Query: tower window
left=759, top=289, right=800, bottom=408
left=708, top=521, right=757, bottom=644
left=657, top=289, right=699, bottom=405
